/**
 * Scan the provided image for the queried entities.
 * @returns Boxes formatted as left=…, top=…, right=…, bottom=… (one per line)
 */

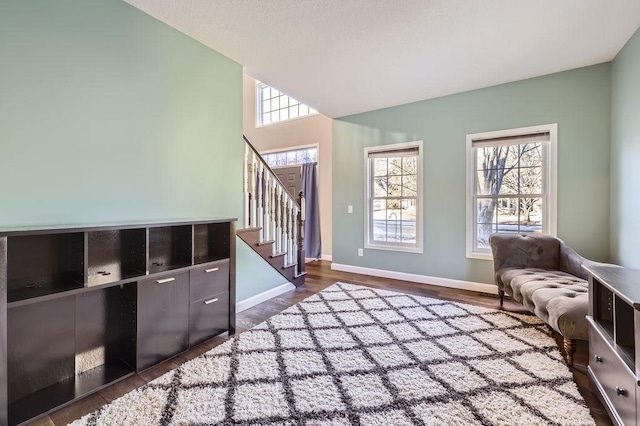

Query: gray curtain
left=302, top=163, right=321, bottom=259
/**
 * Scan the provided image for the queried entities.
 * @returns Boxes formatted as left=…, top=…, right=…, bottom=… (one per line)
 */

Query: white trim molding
left=465, top=123, right=558, bottom=260
left=236, top=282, right=295, bottom=313
left=331, top=263, right=498, bottom=295
left=364, top=140, right=424, bottom=254
left=321, top=254, right=333, bottom=261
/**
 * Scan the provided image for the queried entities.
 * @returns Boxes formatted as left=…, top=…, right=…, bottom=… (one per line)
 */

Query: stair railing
left=243, top=135, right=305, bottom=277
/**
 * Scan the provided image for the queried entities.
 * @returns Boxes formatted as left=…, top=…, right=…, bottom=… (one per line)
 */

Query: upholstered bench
left=489, top=233, right=603, bottom=366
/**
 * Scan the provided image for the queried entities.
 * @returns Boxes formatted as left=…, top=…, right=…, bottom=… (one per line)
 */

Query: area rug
left=70, top=282, right=594, bottom=425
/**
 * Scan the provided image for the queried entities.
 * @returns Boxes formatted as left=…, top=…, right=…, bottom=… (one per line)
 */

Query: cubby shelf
left=0, top=218, right=236, bottom=426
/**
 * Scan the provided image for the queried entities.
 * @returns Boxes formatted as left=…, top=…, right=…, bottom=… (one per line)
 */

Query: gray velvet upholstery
left=489, top=233, right=597, bottom=341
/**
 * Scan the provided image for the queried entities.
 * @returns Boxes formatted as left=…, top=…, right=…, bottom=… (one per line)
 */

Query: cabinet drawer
left=189, top=291, right=229, bottom=346
left=590, top=327, right=637, bottom=425
left=189, top=259, right=229, bottom=303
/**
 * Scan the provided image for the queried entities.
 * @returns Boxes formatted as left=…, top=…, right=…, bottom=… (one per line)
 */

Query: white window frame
left=364, top=141, right=424, bottom=254
left=465, top=124, right=558, bottom=260
left=260, top=144, right=319, bottom=168
left=256, top=81, right=317, bottom=127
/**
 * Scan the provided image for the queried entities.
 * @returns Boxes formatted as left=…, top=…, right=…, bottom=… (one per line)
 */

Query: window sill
left=466, top=251, right=493, bottom=261
left=365, top=244, right=423, bottom=254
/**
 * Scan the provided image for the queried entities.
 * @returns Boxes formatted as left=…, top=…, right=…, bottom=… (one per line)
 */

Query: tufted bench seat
left=489, top=233, right=605, bottom=366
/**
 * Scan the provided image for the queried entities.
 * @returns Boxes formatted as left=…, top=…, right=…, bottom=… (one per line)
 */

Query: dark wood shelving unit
left=148, top=225, right=192, bottom=274
left=0, top=219, right=236, bottom=425
left=194, top=222, right=231, bottom=264
left=87, top=229, right=146, bottom=286
left=586, top=265, right=640, bottom=426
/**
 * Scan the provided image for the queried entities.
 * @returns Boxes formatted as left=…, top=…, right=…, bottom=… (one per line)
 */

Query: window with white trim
left=365, top=141, right=423, bottom=253
left=262, top=146, right=318, bottom=168
left=257, top=82, right=317, bottom=126
left=466, top=124, right=557, bottom=259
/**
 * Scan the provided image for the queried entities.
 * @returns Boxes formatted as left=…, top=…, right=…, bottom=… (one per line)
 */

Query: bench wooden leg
left=498, top=289, right=505, bottom=307
left=564, top=337, right=576, bottom=367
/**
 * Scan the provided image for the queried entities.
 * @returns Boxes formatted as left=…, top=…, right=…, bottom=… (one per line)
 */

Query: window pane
left=519, top=167, right=542, bottom=194
left=402, top=174, right=417, bottom=197
left=299, top=105, right=309, bottom=116
left=290, top=106, right=299, bottom=118
left=271, top=97, right=280, bottom=111
left=373, top=176, right=387, bottom=197
left=286, top=151, right=297, bottom=164
left=308, top=148, right=318, bottom=162
left=372, top=200, right=387, bottom=242
left=388, top=176, right=402, bottom=196
left=496, top=198, right=518, bottom=232
left=271, top=111, right=279, bottom=123
left=280, top=96, right=289, bottom=108
left=476, top=170, right=516, bottom=195
left=476, top=224, right=496, bottom=249
left=262, top=113, right=271, bottom=125
left=388, top=158, right=402, bottom=175
left=280, top=108, right=289, bottom=121
left=262, top=100, right=271, bottom=114
left=374, top=158, right=387, bottom=176
left=399, top=199, right=416, bottom=243
left=276, top=152, right=286, bottom=166
left=476, top=198, right=497, bottom=248
left=402, top=156, right=417, bottom=174
left=262, top=86, right=271, bottom=100
left=386, top=200, right=402, bottom=241
left=519, top=197, right=543, bottom=232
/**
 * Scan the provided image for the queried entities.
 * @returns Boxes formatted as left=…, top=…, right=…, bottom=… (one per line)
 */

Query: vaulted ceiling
left=124, top=0, right=640, bottom=118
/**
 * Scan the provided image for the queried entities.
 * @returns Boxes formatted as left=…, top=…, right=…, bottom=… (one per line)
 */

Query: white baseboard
left=330, top=263, right=498, bottom=295
left=321, top=254, right=333, bottom=261
left=237, top=282, right=295, bottom=313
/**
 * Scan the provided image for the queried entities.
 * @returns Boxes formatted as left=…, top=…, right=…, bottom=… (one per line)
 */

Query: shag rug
left=70, top=282, right=594, bottom=425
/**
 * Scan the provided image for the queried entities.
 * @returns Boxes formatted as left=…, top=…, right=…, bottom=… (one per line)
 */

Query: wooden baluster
left=263, top=173, right=270, bottom=242
left=250, top=153, right=257, bottom=228
left=257, top=163, right=263, bottom=240
left=271, top=179, right=277, bottom=247
left=297, top=191, right=305, bottom=276
left=243, top=144, right=250, bottom=228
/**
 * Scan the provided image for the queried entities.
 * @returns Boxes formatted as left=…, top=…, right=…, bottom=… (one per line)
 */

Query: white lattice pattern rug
left=70, top=282, right=594, bottom=425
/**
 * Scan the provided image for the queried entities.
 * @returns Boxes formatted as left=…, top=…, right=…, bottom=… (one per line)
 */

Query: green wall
left=0, top=0, right=286, bottom=300
left=333, top=64, right=611, bottom=285
left=611, top=28, right=640, bottom=268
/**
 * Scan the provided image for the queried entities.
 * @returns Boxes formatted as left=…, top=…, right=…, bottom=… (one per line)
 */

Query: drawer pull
left=205, top=268, right=220, bottom=273
left=156, top=277, right=175, bottom=284
left=616, top=387, right=627, bottom=396
left=204, top=298, right=219, bottom=305
left=594, top=355, right=603, bottom=363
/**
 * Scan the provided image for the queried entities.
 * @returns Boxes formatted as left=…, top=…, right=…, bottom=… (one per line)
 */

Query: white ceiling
left=124, top=0, right=640, bottom=118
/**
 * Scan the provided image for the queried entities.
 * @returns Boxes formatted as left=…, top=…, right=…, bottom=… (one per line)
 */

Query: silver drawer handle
left=205, top=268, right=219, bottom=273
left=156, top=277, right=175, bottom=284
left=204, top=298, right=219, bottom=305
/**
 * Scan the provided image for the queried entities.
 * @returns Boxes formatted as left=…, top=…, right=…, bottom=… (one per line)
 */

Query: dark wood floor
left=30, top=260, right=612, bottom=426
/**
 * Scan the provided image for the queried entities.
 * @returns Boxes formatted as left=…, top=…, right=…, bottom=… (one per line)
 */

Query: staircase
left=237, top=135, right=306, bottom=287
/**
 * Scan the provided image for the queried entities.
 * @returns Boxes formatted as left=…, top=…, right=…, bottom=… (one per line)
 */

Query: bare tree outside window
left=475, top=143, right=543, bottom=249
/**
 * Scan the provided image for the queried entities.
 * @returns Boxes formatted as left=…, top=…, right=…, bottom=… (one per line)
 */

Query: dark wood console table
left=0, top=219, right=236, bottom=425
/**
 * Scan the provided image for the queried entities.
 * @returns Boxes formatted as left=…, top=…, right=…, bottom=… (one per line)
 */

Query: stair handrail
left=243, top=135, right=300, bottom=208
left=243, top=134, right=306, bottom=278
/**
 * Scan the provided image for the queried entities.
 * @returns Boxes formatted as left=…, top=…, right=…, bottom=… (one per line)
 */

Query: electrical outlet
left=358, top=248, right=363, bottom=256
left=348, top=205, right=353, bottom=214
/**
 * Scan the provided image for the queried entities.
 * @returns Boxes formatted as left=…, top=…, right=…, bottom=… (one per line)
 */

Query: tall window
left=466, top=124, right=557, bottom=259
left=257, top=82, right=317, bottom=126
left=365, top=141, right=423, bottom=253
left=262, top=146, right=318, bottom=168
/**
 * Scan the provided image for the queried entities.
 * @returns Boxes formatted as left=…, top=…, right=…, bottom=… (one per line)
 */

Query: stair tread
left=294, top=271, right=307, bottom=279
left=236, top=227, right=262, bottom=233
left=257, top=239, right=276, bottom=246
left=283, top=262, right=298, bottom=270
left=271, top=252, right=287, bottom=258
